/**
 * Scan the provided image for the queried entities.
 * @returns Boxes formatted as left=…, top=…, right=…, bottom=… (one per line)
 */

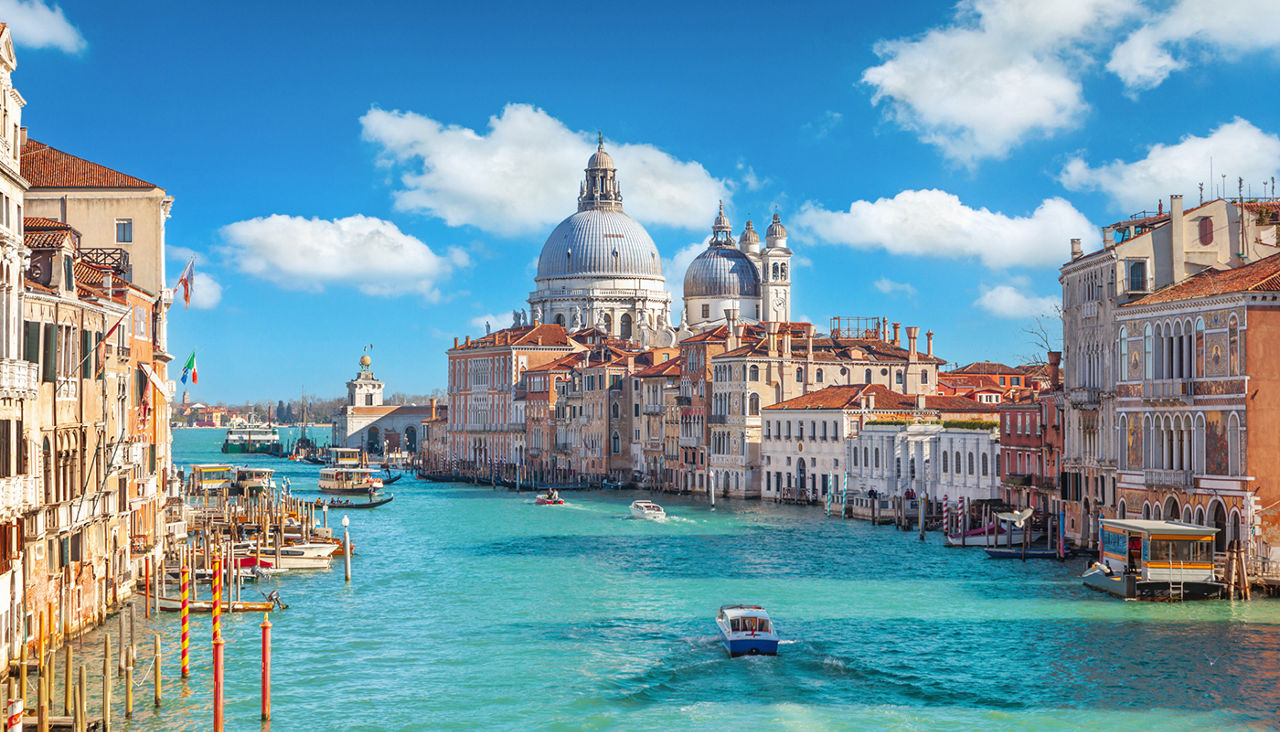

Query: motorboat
left=945, top=525, right=1042, bottom=547
left=232, top=467, right=275, bottom=496
left=318, top=467, right=384, bottom=495
left=252, top=543, right=338, bottom=570
left=716, top=605, right=779, bottom=657
left=630, top=500, right=666, bottom=520
left=158, top=596, right=277, bottom=613
left=535, top=492, right=564, bottom=505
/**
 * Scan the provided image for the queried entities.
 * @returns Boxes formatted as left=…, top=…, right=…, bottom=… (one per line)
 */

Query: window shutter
left=80, top=331, right=91, bottom=378
left=41, top=324, right=56, bottom=382
left=23, top=322, right=38, bottom=364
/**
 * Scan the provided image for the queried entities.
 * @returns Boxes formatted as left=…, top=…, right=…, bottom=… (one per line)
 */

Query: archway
left=367, top=426, right=381, bottom=454
left=1118, top=499, right=1126, bottom=520
left=1194, top=505, right=1205, bottom=526
left=602, top=313, right=612, bottom=335
left=1142, top=502, right=1151, bottom=520
left=404, top=425, right=418, bottom=454
left=1211, top=501, right=1227, bottom=551
left=555, top=314, right=565, bottom=327
left=796, top=459, right=807, bottom=500
left=1164, top=496, right=1180, bottom=523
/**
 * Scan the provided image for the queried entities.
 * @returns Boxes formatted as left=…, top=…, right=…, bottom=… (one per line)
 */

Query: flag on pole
left=181, top=351, right=198, bottom=384
left=95, top=310, right=131, bottom=373
left=176, top=259, right=195, bottom=309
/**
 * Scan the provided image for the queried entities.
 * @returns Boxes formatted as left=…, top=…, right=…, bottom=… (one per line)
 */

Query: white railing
left=1142, top=379, right=1193, bottom=400
left=1080, top=301, right=1099, bottom=319
left=1144, top=468, right=1193, bottom=488
left=0, top=359, right=36, bottom=396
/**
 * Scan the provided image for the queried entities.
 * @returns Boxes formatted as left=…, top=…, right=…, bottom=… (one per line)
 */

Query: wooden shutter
left=41, top=324, right=55, bottom=383
left=80, top=331, right=91, bottom=378
left=23, top=322, right=38, bottom=364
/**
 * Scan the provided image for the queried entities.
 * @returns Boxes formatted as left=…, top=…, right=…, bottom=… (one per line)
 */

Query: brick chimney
left=453, top=337, right=459, bottom=348
left=891, top=322, right=900, bottom=346
left=926, top=330, right=934, bottom=357
left=1170, top=194, right=1185, bottom=284
left=1103, top=226, right=1114, bottom=248
left=464, top=335, right=471, bottom=346
left=1048, top=350, right=1061, bottom=391
left=430, top=397, right=438, bottom=420
left=766, top=321, right=780, bottom=358
left=906, top=326, right=919, bottom=361
left=1070, top=238, right=1083, bottom=260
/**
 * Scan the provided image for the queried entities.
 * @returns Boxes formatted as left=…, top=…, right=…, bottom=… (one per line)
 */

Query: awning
left=139, top=363, right=169, bottom=401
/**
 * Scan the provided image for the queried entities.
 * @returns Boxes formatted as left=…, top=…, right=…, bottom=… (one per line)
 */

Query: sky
left=9, top=0, right=1280, bottom=402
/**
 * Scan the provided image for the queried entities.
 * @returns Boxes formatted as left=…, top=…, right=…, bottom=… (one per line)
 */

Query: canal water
left=73, top=428, right=1280, bottom=729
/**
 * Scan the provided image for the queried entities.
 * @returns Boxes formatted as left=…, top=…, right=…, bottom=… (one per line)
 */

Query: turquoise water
left=69, top=428, right=1280, bottom=730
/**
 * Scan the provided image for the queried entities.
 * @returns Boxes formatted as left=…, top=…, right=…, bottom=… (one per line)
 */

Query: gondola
left=382, top=474, right=402, bottom=485
left=304, top=456, right=325, bottom=465
left=315, top=494, right=394, bottom=510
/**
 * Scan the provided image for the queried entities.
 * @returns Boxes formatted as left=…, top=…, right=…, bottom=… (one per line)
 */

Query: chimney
left=803, top=322, right=814, bottom=357
left=1170, top=194, right=1185, bottom=282
left=430, top=397, right=438, bottom=420
left=882, top=316, right=888, bottom=340
left=1102, top=226, right=1115, bottom=248
left=906, top=326, right=919, bottom=360
left=915, top=393, right=926, bottom=410
left=867, top=392, right=875, bottom=411
left=18, top=127, right=25, bottom=148
left=1070, top=238, right=1083, bottom=260
left=891, top=322, right=900, bottom=346
left=782, top=326, right=792, bottom=358
left=1048, top=350, right=1061, bottom=391
left=464, top=335, right=471, bottom=346
left=926, top=330, right=934, bottom=357
left=766, top=321, right=780, bottom=358
left=453, top=337, right=459, bottom=348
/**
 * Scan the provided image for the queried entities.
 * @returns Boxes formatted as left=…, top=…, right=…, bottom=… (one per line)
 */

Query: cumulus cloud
left=794, top=189, right=1095, bottom=269
left=663, top=238, right=710, bottom=322
left=1059, top=118, right=1280, bottom=211
left=361, top=103, right=729, bottom=236
left=189, top=272, right=222, bottom=309
left=167, top=245, right=206, bottom=266
left=220, top=214, right=467, bottom=299
left=874, top=277, right=917, bottom=297
left=0, top=0, right=84, bottom=52
left=1107, top=0, right=1280, bottom=92
left=861, top=0, right=1133, bottom=164
left=974, top=283, right=1058, bottom=318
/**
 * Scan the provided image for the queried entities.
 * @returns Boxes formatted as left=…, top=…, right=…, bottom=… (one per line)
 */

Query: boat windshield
left=729, top=616, right=770, bottom=633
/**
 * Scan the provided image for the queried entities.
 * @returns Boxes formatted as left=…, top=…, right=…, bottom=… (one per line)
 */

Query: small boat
left=535, top=492, right=564, bottom=505
left=316, top=494, right=394, bottom=510
left=630, top=500, right=666, bottom=520
left=250, top=543, right=338, bottom=569
left=945, top=525, right=1042, bottom=547
left=304, top=456, right=325, bottom=465
left=383, top=474, right=402, bottom=485
left=601, top=479, right=623, bottom=490
left=716, top=605, right=779, bottom=657
left=1083, top=519, right=1223, bottom=601
left=318, top=467, right=384, bottom=495
left=232, top=467, right=275, bottom=496
left=158, top=596, right=277, bottom=613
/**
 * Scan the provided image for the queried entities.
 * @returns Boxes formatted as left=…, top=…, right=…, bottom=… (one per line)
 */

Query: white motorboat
left=253, top=543, right=338, bottom=569
left=630, top=500, right=666, bottom=520
left=945, top=525, right=1043, bottom=547
left=716, top=605, right=780, bottom=657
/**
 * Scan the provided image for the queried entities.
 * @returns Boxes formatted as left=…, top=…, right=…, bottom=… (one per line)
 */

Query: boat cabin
left=189, top=464, right=233, bottom=493
left=233, top=467, right=274, bottom=495
left=328, top=447, right=362, bottom=467
left=1086, top=519, right=1222, bottom=600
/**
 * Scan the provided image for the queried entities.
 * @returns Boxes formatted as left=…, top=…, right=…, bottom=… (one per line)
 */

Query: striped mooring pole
left=181, top=565, right=190, bottom=679
left=212, top=554, right=224, bottom=732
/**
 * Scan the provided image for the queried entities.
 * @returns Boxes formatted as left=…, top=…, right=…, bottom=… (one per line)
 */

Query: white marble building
left=845, top=423, right=1000, bottom=504
left=682, top=207, right=792, bottom=332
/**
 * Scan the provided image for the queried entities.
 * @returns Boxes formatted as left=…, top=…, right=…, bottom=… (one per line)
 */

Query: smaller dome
left=738, top=220, right=759, bottom=246
left=360, top=354, right=372, bottom=368
left=766, top=212, right=787, bottom=240
left=587, top=133, right=614, bottom=169
left=684, top=246, right=761, bottom=298
left=712, top=201, right=731, bottom=233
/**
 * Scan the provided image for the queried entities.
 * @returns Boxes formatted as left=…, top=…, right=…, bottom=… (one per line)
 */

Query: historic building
left=845, top=422, right=1002, bottom=506
left=1058, top=194, right=1279, bottom=548
left=527, top=139, right=676, bottom=346
left=681, top=207, right=792, bottom=331
left=999, top=352, right=1064, bottom=513
left=331, top=353, right=435, bottom=455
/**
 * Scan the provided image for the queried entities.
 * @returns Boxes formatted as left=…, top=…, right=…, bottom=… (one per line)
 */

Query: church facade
left=331, top=354, right=434, bottom=455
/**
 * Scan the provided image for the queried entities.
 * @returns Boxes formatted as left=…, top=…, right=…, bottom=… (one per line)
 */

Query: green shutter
left=79, top=331, right=90, bottom=378
left=63, top=257, right=73, bottom=291
left=41, top=325, right=55, bottom=383
left=22, top=322, right=38, bottom=364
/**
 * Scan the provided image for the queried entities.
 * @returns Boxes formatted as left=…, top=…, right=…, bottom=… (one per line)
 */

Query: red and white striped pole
left=212, top=554, right=224, bottom=732
left=260, top=614, right=272, bottom=721
left=943, top=494, right=950, bottom=536
left=6, top=677, right=21, bottom=732
left=181, top=564, right=190, bottom=679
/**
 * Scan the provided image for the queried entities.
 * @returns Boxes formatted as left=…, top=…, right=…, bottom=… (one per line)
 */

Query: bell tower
left=761, top=213, right=792, bottom=322
left=346, top=353, right=384, bottom=407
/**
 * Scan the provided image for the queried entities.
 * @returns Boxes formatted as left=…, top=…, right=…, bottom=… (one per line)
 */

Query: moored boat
left=158, top=596, right=277, bottom=613
left=315, top=494, right=394, bottom=510
left=232, top=467, right=275, bottom=496
left=318, top=467, right=384, bottom=495
left=222, top=426, right=282, bottom=455
left=630, top=500, right=665, bottom=520
left=1083, top=519, right=1223, bottom=601
left=715, top=605, right=779, bottom=657
left=945, top=525, right=1042, bottom=547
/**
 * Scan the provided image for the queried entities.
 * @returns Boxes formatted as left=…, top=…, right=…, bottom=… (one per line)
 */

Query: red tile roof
left=450, top=323, right=578, bottom=351
left=21, top=139, right=158, bottom=189
left=1126, top=253, right=1280, bottom=305
left=631, top=355, right=683, bottom=378
left=948, top=361, right=1022, bottom=375
left=765, top=383, right=987, bottom=414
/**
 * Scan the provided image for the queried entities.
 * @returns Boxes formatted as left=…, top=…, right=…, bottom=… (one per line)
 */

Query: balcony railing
left=676, top=396, right=692, bottom=406
left=708, top=415, right=728, bottom=425
left=1068, top=387, right=1100, bottom=407
left=1142, top=378, right=1192, bottom=402
left=1144, top=468, right=1193, bottom=488
left=1080, top=301, right=1099, bottom=319
left=642, top=405, right=663, bottom=415
left=0, top=358, right=36, bottom=396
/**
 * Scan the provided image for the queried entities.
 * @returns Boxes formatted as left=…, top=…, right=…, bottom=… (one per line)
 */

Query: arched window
left=555, top=314, right=565, bottom=327
left=1118, top=499, right=1127, bottom=520
left=620, top=313, right=633, bottom=340
left=942, top=451, right=948, bottom=472
left=816, top=369, right=824, bottom=383
left=610, top=402, right=619, bottom=419
left=602, top=313, right=612, bottom=334
left=874, top=448, right=880, bottom=468
left=864, top=369, right=872, bottom=383
left=748, top=393, right=759, bottom=415
left=954, top=451, right=961, bottom=473
left=1143, top=324, right=1153, bottom=379
left=895, top=370, right=903, bottom=385
left=610, top=431, right=620, bottom=454
left=749, top=365, right=759, bottom=381
left=796, top=368, right=804, bottom=383
left=1118, top=326, right=1128, bottom=381
left=1195, top=317, right=1205, bottom=377
left=1228, top=315, right=1239, bottom=375
left=1228, top=412, right=1242, bottom=475
left=981, top=453, right=989, bottom=476
left=967, top=452, right=974, bottom=475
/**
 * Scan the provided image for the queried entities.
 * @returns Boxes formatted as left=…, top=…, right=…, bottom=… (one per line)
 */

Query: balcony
left=642, top=404, right=663, bottom=415
left=1068, top=387, right=1100, bottom=408
left=708, top=415, right=728, bottom=425
left=0, top=358, right=36, bottom=397
left=81, top=247, right=132, bottom=278
left=1144, top=468, right=1193, bottom=489
left=1080, top=300, right=1099, bottom=319
left=1142, top=378, right=1192, bottom=403
left=675, top=396, right=692, bottom=407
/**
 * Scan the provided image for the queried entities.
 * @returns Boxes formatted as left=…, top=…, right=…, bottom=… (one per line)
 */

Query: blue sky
left=10, top=0, right=1280, bottom=402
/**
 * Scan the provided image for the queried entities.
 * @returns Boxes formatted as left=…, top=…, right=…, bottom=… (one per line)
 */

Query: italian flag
left=181, top=351, right=198, bottom=384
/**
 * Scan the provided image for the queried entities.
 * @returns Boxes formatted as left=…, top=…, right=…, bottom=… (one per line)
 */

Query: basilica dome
left=535, top=209, right=663, bottom=280
left=684, top=244, right=760, bottom=297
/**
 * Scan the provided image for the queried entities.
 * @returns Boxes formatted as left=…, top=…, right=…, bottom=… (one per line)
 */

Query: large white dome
left=535, top=209, right=664, bottom=281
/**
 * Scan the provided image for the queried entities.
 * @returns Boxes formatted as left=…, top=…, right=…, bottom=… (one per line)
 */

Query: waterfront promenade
left=75, top=428, right=1278, bottom=729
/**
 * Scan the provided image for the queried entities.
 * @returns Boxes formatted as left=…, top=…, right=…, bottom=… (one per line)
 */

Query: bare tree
left=1017, top=308, right=1063, bottom=366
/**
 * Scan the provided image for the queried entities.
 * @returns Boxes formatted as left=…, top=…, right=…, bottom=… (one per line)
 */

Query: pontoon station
left=1084, top=519, right=1222, bottom=601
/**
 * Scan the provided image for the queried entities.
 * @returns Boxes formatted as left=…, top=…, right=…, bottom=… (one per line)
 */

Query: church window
left=816, top=369, right=824, bottom=383
left=895, top=370, right=903, bottom=385
left=796, top=368, right=804, bottom=383
left=621, top=313, right=633, bottom=340
left=864, top=369, right=872, bottom=382
left=365, top=395, right=373, bottom=406
left=602, top=313, right=612, bottom=334
left=555, top=314, right=565, bottom=327
left=701, top=304, right=710, bottom=319
left=749, top=365, right=759, bottom=381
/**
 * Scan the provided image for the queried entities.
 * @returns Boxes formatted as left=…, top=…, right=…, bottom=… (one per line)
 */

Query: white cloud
left=874, top=277, right=917, bottom=297
left=794, top=189, right=1095, bottom=269
left=861, top=0, right=1134, bottom=164
left=738, top=163, right=767, bottom=192
left=167, top=245, right=205, bottom=266
left=361, top=103, right=729, bottom=237
left=220, top=214, right=467, bottom=300
left=804, top=111, right=843, bottom=139
left=1107, top=0, right=1280, bottom=92
left=1059, top=118, right=1280, bottom=211
left=663, top=238, right=709, bottom=324
left=974, top=283, right=1058, bottom=318
left=0, top=0, right=84, bottom=52
left=188, top=272, right=222, bottom=309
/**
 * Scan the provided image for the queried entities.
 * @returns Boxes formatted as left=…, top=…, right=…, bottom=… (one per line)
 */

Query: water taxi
left=715, top=605, right=779, bottom=657
left=1083, top=519, right=1222, bottom=601
left=630, top=500, right=666, bottom=520
left=221, top=426, right=282, bottom=455
left=318, top=467, right=383, bottom=495
left=251, top=543, right=339, bottom=570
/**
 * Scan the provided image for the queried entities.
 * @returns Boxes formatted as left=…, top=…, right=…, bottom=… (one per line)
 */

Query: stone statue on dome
left=571, top=306, right=583, bottom=331
left=532, top=305, right=542, bottom=325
